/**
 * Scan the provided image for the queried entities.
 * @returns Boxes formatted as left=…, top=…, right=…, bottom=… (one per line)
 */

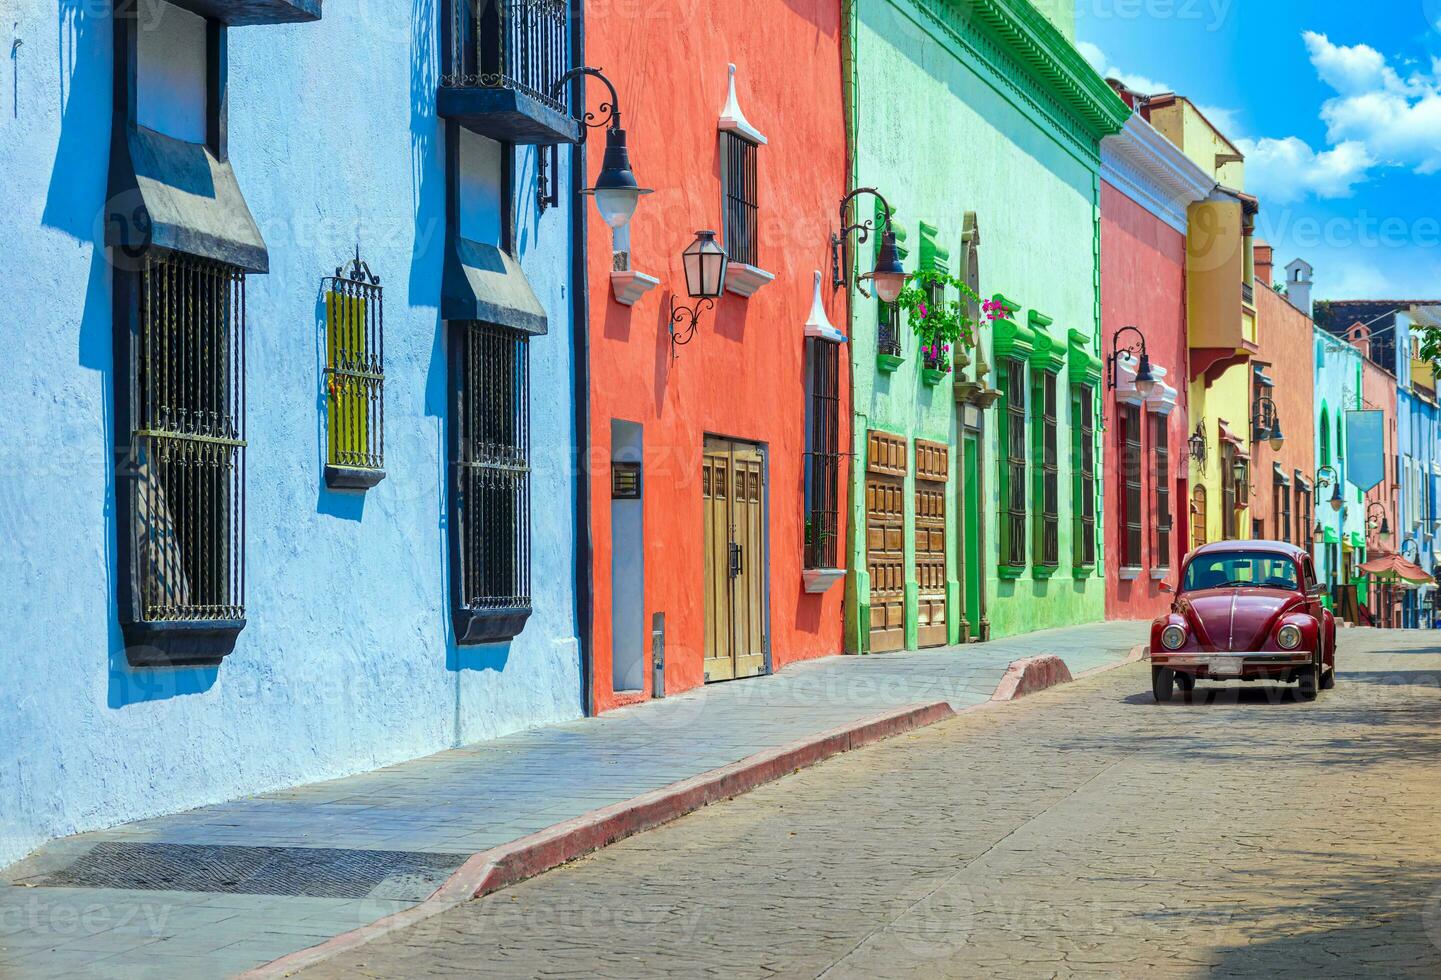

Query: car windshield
left=1182, top=551, right=1299, bottom=592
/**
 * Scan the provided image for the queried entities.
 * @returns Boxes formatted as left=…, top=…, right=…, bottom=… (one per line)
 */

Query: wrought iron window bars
left=804, top=339, right=841, bottom=570
left=121, top=251, right=247, bottom=665
left=323, top=248, right=385, bottom=489
left=452, top=321, right=533, bottom=644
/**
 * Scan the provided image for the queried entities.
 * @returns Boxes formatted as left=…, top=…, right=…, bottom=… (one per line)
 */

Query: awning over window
left=107, top=126, right=269, bottom=274
left=1218, top=420, right=1250, bottom=458
left=442, top=237, right=548, bottom=335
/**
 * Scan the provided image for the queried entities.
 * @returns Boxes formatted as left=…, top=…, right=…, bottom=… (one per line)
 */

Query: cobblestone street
left=300, top=628, right=1441, bottom=978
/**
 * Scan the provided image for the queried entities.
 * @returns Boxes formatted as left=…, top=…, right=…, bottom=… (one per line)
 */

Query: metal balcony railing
left=1242, top=281, right=1255, bottom=305
left=443, top=0, right=569, bottom=116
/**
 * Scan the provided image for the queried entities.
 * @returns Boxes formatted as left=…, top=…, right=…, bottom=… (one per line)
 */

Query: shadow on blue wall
left=410, top=0, right=443, bottom=309
left=448, top=641, right=512, bottom=673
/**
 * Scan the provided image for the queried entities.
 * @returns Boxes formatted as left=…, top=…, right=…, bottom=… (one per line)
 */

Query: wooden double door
left=702, top=438, right=767, bottom=682
left=867, top=430, right=949, bottom=653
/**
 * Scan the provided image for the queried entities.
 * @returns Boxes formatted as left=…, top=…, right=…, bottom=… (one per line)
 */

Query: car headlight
left=1161, top=624, right=1187, bottom=650
left=1277, top=624, right=1303, bottom=650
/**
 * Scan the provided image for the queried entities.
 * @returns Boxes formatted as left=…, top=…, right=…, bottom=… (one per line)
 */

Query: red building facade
left=1099, top=114, right=1213, bottom=619
left=583, top=3, right=849, bottom=712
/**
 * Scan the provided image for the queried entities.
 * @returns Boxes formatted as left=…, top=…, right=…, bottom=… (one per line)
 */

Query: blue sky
left=1076, top=0, right=1441, bottom=301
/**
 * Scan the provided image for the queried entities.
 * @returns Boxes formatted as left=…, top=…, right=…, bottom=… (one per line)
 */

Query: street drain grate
left=30, top=842, right=471, bottom=901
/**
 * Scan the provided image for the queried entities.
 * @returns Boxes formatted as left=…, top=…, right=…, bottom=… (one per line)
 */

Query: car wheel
left=1152, top=666, right=1176, bottom=704
left=1321, top=665, right=1337, bottom=690
left=1297, top=655, right=1320, bottom=701
left=1175, top=672, right=1196, bottom=700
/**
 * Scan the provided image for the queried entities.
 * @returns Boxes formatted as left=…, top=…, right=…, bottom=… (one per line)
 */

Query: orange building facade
left=1249, top=245, right=1317, bottom=549
left=583, top=3, right=849, bottom=712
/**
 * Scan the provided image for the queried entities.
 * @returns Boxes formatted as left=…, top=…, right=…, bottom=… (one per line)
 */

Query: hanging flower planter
left=895, top=271, right=1004, bottom=386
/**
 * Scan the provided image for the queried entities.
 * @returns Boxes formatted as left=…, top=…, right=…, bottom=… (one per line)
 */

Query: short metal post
left=651, top=611, right=665, bottom=698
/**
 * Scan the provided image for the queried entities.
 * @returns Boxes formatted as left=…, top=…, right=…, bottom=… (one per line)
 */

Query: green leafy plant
left=894, top=270, right=1003, bottom=372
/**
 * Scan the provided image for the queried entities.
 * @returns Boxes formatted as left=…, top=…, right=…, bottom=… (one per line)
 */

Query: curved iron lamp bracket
left=550, top=66, right=622, bottom=131
left=1315, top=464, right=1338, bottom=489
left=669, top=297, right=714, bottom=359
left=831, top=187, right=894, bottom=297
left=1106, top=324, right=1147, bottom=391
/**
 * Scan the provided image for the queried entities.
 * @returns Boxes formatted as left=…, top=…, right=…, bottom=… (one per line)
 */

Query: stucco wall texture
left=1251, top=270, right=1317, bottom=544
left=847, top=0, right=1105, bottom=647
left=583, top=1, right=850, bottom=712
left=1099, top=180, right=1189, bottom=620
left=0, top=4, right=582, bottom=869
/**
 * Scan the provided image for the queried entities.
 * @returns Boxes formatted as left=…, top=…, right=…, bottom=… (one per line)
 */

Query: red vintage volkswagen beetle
left=1150, top=540, right=1337, bottom=702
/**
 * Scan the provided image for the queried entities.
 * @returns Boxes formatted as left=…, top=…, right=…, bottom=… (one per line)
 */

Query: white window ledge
left=611, top=270, right=660, bottom=307
left=1118, top=566, right=1143, bottom=581
left=725, top=262, right=776, bottom=298
left=802, top=568, right=846, bottom=594
left=1149, top=566, right=1171, bottom=581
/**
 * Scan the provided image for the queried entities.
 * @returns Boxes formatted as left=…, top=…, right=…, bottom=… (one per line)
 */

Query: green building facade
left=843, top=0, right=1128, bottom=652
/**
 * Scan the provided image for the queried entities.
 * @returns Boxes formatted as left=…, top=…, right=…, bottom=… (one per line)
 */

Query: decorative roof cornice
left=898, top=0, right=1130, bottom=165
left=1101, top=113, right=1216, bottom=235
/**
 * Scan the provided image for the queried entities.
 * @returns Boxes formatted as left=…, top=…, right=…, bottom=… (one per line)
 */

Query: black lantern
left=1188, top=423, right=1207, bottom=466
left=862, top=230, right=907, bottom=304
left=547, top=67, right=652, bottom=228
left=1107, top=325, right=1155, bottom=398
left=831, top=187, right=906, bottom=303
left=1252, top=395, right=1284, bottom=452
left=1316, top=465, right=1343, bottom=513
left=1313, top=521, right=1324, bottom=543
left=669, top=231, right=728, bottom=356
left=1368, top=501, right=1392, bottom=546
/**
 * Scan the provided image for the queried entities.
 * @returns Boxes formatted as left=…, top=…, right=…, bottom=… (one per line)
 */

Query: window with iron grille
left=1192, top=484, right=1208, bottom=550
left=453, top=322, right=532, bottom=641
left=1221, top=443, right=1238, bottom=539
left=1120, top=404, right=1143, bottom=567
left=721, top=132, right=759, bottom=268
left=1152, top=414, right=1172, bottom=568
left=878, top=300, right=902, bottom=358
left=323, top=253, right=385, bottom=488
left=126, top=252, right=246, bottom=636
left=1001, top=359, right=1028, bottom=569
left=442, top=0, right=569, bottom=115
left=1278, top=473, right=1292, bottom=542
left=804, top=339, right=841, bottom=570
left=1032, top=372, right=1059, bottom=568
left=1070, top=384, right=1096, bottom=568
left=1294, top=479, right=1310, bottom=547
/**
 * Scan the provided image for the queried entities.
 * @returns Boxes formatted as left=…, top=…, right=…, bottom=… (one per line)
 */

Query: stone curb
left=990, top=654, right=1074, bottom=701
left=241, top=700, right=956, bottom=979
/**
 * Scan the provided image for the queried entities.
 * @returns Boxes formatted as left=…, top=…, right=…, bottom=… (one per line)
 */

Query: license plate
left=1204, top=658, right=1241, bottom=677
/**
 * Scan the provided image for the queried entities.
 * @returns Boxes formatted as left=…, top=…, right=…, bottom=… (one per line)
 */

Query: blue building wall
left=0, top=2, right=582, bottom=869
left=1312, top=326, right=1367, bottom=594
left=1395, top=312, right=1440, bottom=626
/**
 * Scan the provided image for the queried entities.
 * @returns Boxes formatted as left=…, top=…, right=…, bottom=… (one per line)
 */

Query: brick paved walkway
left=0, top=621, right=1144, bottom=978
left=296, top=628, right=1441, bottom=979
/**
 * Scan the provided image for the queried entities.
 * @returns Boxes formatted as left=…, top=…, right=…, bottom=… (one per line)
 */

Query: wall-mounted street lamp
left=830, top=188, right=905, bottom=303
left=1313, top=521, right=1324, bottom=543
left=1315, top=465, right=1344, bottom=513
left=1188, top=423, right=1207, bottom=467
left=669, top=230, right=728, bottom=356
left=1251, top=395, right=1285, bottom=452
left=1107, top=325, right=1155, bottom=398
left=1367, top=501, right=1393, bottom=547
left=545, top=67, right=652, bottom=227
left=1401, top=539, right=1419, bottom=561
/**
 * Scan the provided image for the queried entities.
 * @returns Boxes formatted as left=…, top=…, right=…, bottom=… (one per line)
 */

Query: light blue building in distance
left=1312, top=324, right=1366, bottom=600
left=1, top=0, right=590, bottom=868
left=1395, top=307, right=1441, bottom=626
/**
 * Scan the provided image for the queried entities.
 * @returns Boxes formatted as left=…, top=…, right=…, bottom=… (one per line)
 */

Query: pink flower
left=918, top=302, right=929, bottom=319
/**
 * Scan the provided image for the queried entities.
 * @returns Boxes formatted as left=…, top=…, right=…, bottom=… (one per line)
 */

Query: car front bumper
left=1150, top=651, right=1312, bottom=678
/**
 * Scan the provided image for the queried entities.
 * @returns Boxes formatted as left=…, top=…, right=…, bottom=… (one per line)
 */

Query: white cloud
left=1236, top=136, right=1374, bottom=204
left=1077, top=41, right=1170, bottom=95
left=1303, top=31, right=1441, bottom=175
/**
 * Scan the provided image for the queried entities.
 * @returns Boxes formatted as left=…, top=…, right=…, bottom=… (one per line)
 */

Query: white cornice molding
left=1101, top=113, right=1216, bottom=235
left=718, top=63, right=767, bottom=145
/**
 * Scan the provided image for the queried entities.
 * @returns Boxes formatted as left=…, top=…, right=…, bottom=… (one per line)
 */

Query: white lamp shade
left=592, top=187, right=642, bottom=229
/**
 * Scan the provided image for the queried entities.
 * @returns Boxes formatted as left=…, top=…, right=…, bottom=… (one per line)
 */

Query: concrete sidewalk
left=0, top=621, right=1146, bottom=978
